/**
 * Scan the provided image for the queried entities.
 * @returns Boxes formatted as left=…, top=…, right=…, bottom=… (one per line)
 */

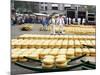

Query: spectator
left=28, top=16, right=33, bottom=23
left=11, top=15, right=16, bottom=25
left=42, top=16, right=48, bottom=30
left=16, top=15, right=22, bottom=25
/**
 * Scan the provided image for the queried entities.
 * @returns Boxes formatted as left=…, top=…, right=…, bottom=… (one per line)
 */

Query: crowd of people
left=40, top=15, right=86, bottom=34
left=11, top=14, right=41, bottom=25
left=11, top=14, right=86, bottom=25
left=11, top=13, right=86, bottom=34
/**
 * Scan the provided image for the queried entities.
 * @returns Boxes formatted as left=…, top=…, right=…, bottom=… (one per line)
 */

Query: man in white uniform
left=78, top=18, right=81, bottom=25
left=72, top=18, right=76, bottom=24
left=66, top=17, right=68, bottom=25
left=82, top=18, right=86, bottom=25
left=68, top=17, right=71, bottom=25
left=49, top=16, right=56, bottom=34
left=56, top=15, right=65, bottom=34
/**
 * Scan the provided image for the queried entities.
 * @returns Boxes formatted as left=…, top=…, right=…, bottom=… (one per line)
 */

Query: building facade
left=13, top=1, right=96, bottom=24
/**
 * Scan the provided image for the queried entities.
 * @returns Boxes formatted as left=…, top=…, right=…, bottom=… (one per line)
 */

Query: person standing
left=56, top=15, right=65, bottom=34
left=72, top=18, right=76, bottom=25
left=77, top=18, right=81, bottom=25
left=49, top=16, right=56, bottom=34
left=42, top=16, right=47, bottom=31
left=82, top=18, right=86, bottom=25
left=66, top=17, right=69, bottom=25
left=68, top=17, right=71, bottom=25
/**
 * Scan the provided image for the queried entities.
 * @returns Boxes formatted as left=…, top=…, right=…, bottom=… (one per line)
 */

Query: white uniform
left=72, top=18, right=76, bottom=24
left=78, top=18, right=81, bottom=25
left=69, top=17, right=71, bottom=25
left=57, top=17, right=65, bottom=33
left=50, top=18, right=56, bottom=34
left=82, top=18, right=86, bottom=25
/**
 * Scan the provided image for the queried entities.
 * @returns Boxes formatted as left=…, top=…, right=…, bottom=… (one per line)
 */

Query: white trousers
left=69, top=21, right=71, bottom=25
left=59, top=24, right=64, bottom=33
left=82, top=22, right=85, bottom=25
left=78, top=21, right=81, bottom=25
left=51, top=24, right=55, bottom=34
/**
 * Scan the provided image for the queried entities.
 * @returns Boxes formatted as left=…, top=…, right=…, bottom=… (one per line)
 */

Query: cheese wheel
left=42, top=58, right=54, bottom=65
left=58, top=49, right=67, bottom=55
left=82, top=48, right=90, bottom=56
left=62, top=40, right=68, bottom=48
left=49, top=48, right=59, bottom=56
left=56, top=61, right=68, bottom=68
left=66, top=48, right=74, bottom=58
left=75, top=48, right=82, bottom=56
left=42, top=63, right=54, bottom=69
left=89, top=48, right=96, bottom=57
left=55, top=58, right=66, bottom=64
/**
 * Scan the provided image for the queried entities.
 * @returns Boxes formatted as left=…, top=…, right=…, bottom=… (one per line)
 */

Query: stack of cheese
left=42, top=55, right=55, bottom=68
left=55, top=55, right=67, bottom=68
left=42, top=55, right=68, bottom=69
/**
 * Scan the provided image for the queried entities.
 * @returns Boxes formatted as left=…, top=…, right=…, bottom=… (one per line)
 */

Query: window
left=41, top=2, right=43, bottom=4
left=52, top=7, right=58, bottom=10
left=64, top=7, right=71, bottom=10
left=45, top=6, right=47, bottom=10
left=41, top=6, right=43, bottom=10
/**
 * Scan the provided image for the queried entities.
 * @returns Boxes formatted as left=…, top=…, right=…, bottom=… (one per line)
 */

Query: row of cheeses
left=66, top=25, right=95, bottom=28
left=11, top=48, right=96, bottom=62
left=49, top=26, right=95, bottom=32
left=64, top=27, right=95, bottom=31
left=17, top=34, right=95, bottom=40
left=11, top=39, right=95, bottom=49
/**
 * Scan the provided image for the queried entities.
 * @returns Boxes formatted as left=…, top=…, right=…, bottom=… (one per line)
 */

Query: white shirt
left=82, top=18, right=85, bottom=23
left=69, top=18, right=71, bottom=21
left=78, top=18, right=81, bottom=22
left=50, top=18, right=56, bottom=24
left=57, top=17, right=64, bottom=25
left=73, top=18, right=76, bottom=23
